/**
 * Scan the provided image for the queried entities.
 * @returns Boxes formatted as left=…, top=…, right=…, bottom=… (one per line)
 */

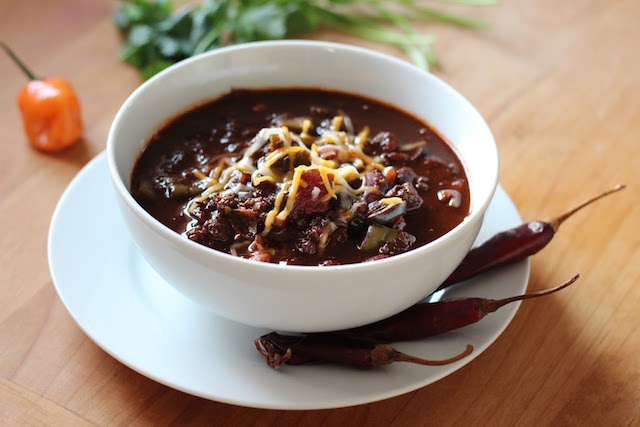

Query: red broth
left=131, top=88, right=470, bottom=265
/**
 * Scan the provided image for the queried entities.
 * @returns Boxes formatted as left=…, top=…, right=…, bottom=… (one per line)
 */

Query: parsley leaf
left=114, top=0, right=496, bottom=79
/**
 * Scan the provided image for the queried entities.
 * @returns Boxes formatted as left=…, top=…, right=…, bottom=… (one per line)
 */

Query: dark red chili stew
left=131, top=88, right=470, bottom=266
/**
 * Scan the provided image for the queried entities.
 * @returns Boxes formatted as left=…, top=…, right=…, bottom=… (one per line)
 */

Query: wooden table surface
left=1, top=0, right=638, bottom=425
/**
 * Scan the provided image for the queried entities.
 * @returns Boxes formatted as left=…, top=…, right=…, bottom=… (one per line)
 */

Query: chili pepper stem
left=1, top=41, right=39, bottom=80
left=480, top=274, right=580, bottom=315
left=254, top=336, right=293, bottom=369
left=376, top=344, right=474, bottom=366
left=549, top=184, right=626, bottom=231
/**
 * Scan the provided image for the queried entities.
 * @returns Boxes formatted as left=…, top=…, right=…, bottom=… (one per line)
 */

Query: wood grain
left=1, top=0, right=638, bottom=425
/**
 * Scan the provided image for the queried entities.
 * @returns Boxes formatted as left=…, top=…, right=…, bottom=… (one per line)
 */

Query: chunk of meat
left=367, top=131, right=399, bottom=153
left=296, top=216, right=347, bottom=256
left=228, top=209, right=258, bottom=240
left=379, top=230, right=416, bottom=255
left=361, top=170, right=389, bottom=203
left=385, top=182, right=423, bottom=210
left=291, top=169, right=334, bottom=216
left=395, top=166, right=418, bottom=185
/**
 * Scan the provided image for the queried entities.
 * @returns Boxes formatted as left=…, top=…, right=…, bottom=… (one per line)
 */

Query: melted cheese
left=186, top=116, right=391, bottom=235
left=379, top=197, right=403, bottom=205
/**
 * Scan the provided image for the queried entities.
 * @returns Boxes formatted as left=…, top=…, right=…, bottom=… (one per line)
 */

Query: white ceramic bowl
left=107, top=40, right=498, bottom=332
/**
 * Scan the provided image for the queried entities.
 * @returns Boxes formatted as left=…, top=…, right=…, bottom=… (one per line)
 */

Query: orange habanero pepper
left=2, top=42, right=83, bottom=153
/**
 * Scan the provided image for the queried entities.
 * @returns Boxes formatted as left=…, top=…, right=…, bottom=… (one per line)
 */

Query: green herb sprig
left=113, top=0, right=496, bottom=80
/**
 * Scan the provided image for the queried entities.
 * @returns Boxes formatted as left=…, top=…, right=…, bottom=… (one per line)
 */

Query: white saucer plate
left=48, top=152, right=529, bottom=410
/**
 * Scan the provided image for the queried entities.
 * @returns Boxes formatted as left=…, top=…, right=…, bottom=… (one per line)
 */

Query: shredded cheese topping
left=185, top=116, right=390, bottom=235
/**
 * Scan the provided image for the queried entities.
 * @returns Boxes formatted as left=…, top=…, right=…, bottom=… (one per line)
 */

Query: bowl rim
left=106, top=39, right=499, bottom=276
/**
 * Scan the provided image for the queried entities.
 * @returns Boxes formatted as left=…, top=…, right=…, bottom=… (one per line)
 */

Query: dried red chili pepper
left=2, top=42, right=83, bottom=153
left=439, top=185, right=625, bottom=290
left=255, top=276, right=578, bottom=368
left=255, top=332, right=473, bottom=369
left=334, top=275, right=579, bottom=343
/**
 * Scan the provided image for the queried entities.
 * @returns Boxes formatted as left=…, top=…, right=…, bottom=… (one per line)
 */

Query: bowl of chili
left=107, top=40, right=499, bottom=332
